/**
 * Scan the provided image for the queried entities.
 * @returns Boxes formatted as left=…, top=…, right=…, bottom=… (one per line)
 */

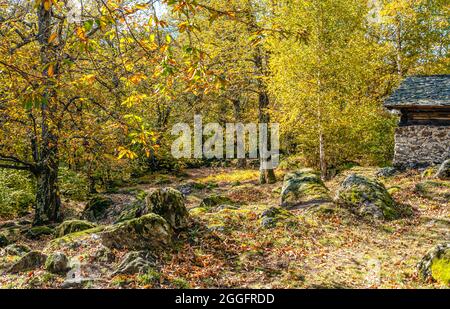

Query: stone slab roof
left=385, top=75, right=450, bottom=109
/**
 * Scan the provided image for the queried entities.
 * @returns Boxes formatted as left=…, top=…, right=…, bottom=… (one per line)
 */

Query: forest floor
left=0, top=167, right=449, bottom=289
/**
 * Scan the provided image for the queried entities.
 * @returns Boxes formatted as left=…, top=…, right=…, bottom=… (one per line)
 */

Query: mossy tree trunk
left=33, top=2, right=62, bottom=225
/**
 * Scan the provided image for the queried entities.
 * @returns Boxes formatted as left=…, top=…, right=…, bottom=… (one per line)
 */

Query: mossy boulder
left=4, top=243, right=31, bottom=256
left=336, top=174, right=402, bottom=220
left=55, top=220, right=97, bottom=238
left=0, top=226, right=22, bottom=246
left=48, top=226, right=106, bottom=249
left=82, top=195, right=113, bottom=222
left=435, top=159, right=450, bottom=180
left=25, top=226, right=54, bottom=240
left=100, top=214, right=173, bottom=250
left=260, top=207, right=294, bottom=228
left=145, top=188, right=189, bottom=229
left=200, top=195, right=234, bottom=208
left=115, top=200, right=148, bottom=224
left=280, top=169, right=332, bottom=209
left=112, top=251, right=156, bottom=276
left=7, top=251, right=47, bottom=273
left=418, top=243, right=450, bottom=286
left=45, top=252, right=69, bottom=274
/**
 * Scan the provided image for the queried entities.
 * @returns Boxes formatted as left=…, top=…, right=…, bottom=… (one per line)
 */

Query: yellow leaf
left=43, top=0, right=52, bottom=11
left=47, top=64, right=54, bottom=77
left=48, top=33, right=57, bottom=44
left=76, top=27, right=87, bottom=42
left=129, top=73, right=146, bottom=85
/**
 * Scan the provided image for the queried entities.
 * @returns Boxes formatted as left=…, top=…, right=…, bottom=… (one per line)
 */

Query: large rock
left=100, top=214, right=172, bottom=250
left=7, top=251, right=47, bottom=273
left=260, top=207, right=294, bottom=229
left=417, top=243, right=450, bottom=286
left=280, top=169, right=332, bottom=209
left=82, top=195, right=113, bottom=222
left=48, top=226, right=105, bottom=250
left=336, top=174, right=402, bottom=220
left=25, top=226, right=54, bottom=240
left=115, top=201, right=147, bottom=224
left=146, top=188, right=189, bottom=229
left=3, top=243, right=31, bottom=256
left=435, top=159, right=450, bottom=180
left=112, top=251, right=156, bottom=276
left=45, top=252, right=69, bottom=274
left=55, top=220, right=97, bottom=238
left=0, top=225, right=22, bottom=247
left=200, top=194, right=234, bottom=208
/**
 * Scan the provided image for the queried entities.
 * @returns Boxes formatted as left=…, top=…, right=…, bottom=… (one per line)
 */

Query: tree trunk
left=34, top=153, right=61, bottom=225
left=33, top=2, right=61, bottom=225
left=258, top=91, right=276, bottom=185
left=232, top=99, right=247, bottom=168
left=319, top=131, right=327, bottom=180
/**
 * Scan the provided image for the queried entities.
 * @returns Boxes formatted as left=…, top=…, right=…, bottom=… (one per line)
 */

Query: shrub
left=58, top=166, right=89, bottom=201
left=0, top=169, right=35, bottom=220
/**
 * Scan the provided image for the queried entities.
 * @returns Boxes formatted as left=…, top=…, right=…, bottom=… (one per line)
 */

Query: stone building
left=385, top=75, right=450, bottom=168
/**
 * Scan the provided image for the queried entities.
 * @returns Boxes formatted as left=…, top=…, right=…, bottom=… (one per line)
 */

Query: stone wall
left=394, top=125, right=450, bottom=168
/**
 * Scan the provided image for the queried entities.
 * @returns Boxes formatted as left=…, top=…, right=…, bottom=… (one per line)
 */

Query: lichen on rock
left=3, top=243, right=31, bottom=256
left=280, top=169, right=332, bottom=209
left=55, top=220, right=97, bottom=238
left=45, top=252, right=69, bottom=274
left=418, top=243, right=450, bottom=286
left=112, top=251, right=156, bottom=276
left=7, top=251, right=47, bottom=273
left=336, top=174, right=406, bottom=220
left=48, top=226, right=105, bottom=249
left=260, top=207, right=294, bottom=228
left=25, top=226, right=54, bottom=240
left=200, top=195, right=234, bottom=208
left=145, top=188, right=189, bottom=229
left=100, top=213, right=173, bottom=250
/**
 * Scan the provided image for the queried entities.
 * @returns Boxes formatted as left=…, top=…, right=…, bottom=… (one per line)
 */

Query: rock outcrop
left=55, top=220, right=97, bottom=238
left=100, top=214, right=172, bottom=250
left=82, top=196, right=113, bottom=222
